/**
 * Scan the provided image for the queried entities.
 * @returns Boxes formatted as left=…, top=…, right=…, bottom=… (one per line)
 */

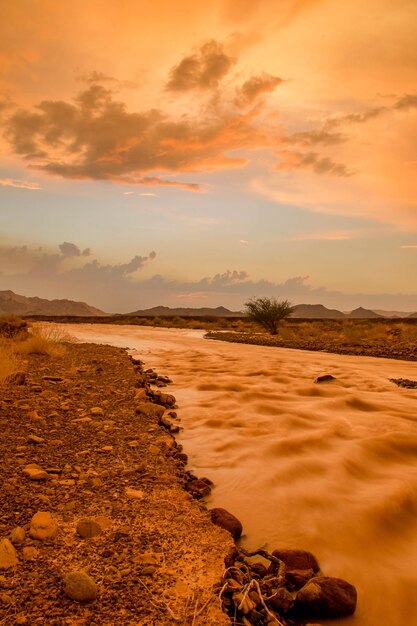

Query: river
left=57, top=323, right=417, bottom=625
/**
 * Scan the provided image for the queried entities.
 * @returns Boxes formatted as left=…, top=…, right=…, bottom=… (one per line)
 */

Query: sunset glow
left=1, top=0, right=416, bottom=312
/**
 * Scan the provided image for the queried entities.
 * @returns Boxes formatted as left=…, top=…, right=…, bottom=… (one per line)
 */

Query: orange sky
left=1, top=0, right=417, bottom=311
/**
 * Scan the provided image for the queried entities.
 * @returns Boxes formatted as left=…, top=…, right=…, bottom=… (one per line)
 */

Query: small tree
left=244, top=297, right=294, bottom=335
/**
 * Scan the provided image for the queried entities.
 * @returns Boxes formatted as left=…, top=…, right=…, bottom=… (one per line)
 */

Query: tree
left=244, top=297, right=294, bottom=335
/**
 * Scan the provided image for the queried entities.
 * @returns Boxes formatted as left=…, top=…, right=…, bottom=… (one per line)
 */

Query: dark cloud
left=166, top=40, right=235, bottom=92
left=284, top=129, right=346, bottom=146
left=4, top=82, right=261, bottom=183
left=394, top=94, right=417, bottom=111
left=237, top=73, right=283, bottom=106
left=76, top=70, right=139, bottom=89
left=276, top=150, right=353, bottom=177
left=59, top=242, right=81, bottom=257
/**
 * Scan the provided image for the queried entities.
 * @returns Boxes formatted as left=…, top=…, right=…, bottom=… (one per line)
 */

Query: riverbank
left=0, top=342, right=233, bottom=625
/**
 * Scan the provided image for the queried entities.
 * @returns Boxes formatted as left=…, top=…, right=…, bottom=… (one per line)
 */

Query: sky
left=1, top=0, right=417, bottom=313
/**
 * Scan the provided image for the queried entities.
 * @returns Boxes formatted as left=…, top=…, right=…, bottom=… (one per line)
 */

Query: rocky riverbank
left=0, top=342, right=233, bottom=625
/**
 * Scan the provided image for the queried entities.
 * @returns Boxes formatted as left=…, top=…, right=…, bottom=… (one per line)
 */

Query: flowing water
left=61, top=324, right=417, bottom=625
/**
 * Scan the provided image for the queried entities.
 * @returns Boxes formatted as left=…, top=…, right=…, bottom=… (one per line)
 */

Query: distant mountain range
left=1, top=290, right=417, bottom=319
left=0, top=290, right=106, bottom=317
left=127, top=303, right=417, bottom=319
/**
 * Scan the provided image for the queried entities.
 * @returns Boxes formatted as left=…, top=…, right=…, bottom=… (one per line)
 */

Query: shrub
left=244, top=297, right=294, bottom=335
left=0, top=341, right=18, bottom=382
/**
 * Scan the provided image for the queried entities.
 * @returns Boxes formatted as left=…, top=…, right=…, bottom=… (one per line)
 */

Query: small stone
left=23, top=466, right=49, bottom=481
left=135, top=403, right=166, bottom=419
left=268, top=587, right=294, bottom=614
left=63, top=571, right=98, bottom=603
left=10, top=527, right=26, bottom=544
left=127, top=440, right=139, bottom=447
left=209, top=508, right=243, bottom=539
left=0, top=538, right=18, bottom=568
left=15, top=617, right=28, bottom=625
left=76, top=519, right=103, bottom=539
left=98, top=446, right=113, bottom=453
left=29, top=511, right=58, bottom=541
left=28, top=435, right=44, bottom=444
left=187, top=479, right=211, bottom=498
left=27, top=410, right=43, bottom=421
left=22, top=546, right=38, bottom=561
left=125, top=487, right=144, bottom=499
left=90, top=407, right=104, bottom=416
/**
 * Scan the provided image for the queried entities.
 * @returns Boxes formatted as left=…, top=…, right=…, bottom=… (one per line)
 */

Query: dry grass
left=16, top=323, right=75, bottom=357
left=0, top=340, right=18, bottom=382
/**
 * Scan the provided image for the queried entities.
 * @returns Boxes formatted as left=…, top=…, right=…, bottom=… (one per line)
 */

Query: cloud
left=284, top=129, right=346, bottom=146
left=0, top=178, right=41, bottom=190
left=75, top=70, right=139, bottom=89
left=276, top=150, right=353, bottom=177
left=236, top=72, right=283, bottom=106
left=116, top=176, right=202, bottom=192
left=59, top=242, right=82, bottom=257
left=166, top=40, right=235, bottom=92
left=400, top=245, right=417, bottom=249
left=4, top=80, right=267, bottom=184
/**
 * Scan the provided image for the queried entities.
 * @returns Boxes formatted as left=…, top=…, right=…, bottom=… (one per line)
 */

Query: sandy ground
left=59, top=324, right=417, bottom=626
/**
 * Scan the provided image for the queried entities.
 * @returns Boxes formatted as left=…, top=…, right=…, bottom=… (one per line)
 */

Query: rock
left=23, top=466, right=49, bottom=481
left=187, top=479, right=211, bottom=499
left=27, top=410, right=43, bottom=421
left=151, top=391, right=176, bottom=408
left=286, top=568, right=315, bottom=589
left=0, top=592, right=14, bottom=605
left=314, top=374, right=336, bottom=384
left=250, top=562, right=268, bottom=577
left=0, top=539, right=18, bottom=568
left=10, top=527, right=26, bottom=544
left=98, top=446, right=113, bottom=453
left=209, top=508, right=243, bottom=539
left=27, top=435, right=44, bottom=444
left=294, top=576, right=357, bottom=619
left=76, top=519, right=103, bottom=539
left=8, top=371, right=26, bottom=385
left=22, top=546, right=38, bottom=561
left=29, top=511, right=58, bottom=541
left=90, top=407, right=104, bottom=416
left=63, top=571, right=98, bottom=603
left=125, top=487, right=144, bottom=499
left=135, top=402, right=166, bottom=419
left=272, top=549, right=319, bottom=572
left=268, top=587, right=294, bottom=614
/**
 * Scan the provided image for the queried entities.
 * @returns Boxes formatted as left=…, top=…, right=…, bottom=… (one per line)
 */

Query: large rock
left=63, top=571, right=98, bottom=602
left=272, top=549, right=319, bottom=572
left=294, top=576, right=357, bottom=619
left=0, top=538, right=18, bottom=568
left=209, top=508, right=243, bottom=539
left=29, top=511, right=58, bottom=541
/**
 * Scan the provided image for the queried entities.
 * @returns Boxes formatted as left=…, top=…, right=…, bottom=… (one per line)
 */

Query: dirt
left=0, top=342, right=233, bottom=625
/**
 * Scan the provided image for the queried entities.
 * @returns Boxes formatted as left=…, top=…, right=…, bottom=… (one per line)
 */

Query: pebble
left=0, top=538, right=18, bottom=568
left=22, top=546, right=39, bottom=561
left=27, top=435, right=45, bottom=444
left=29, top=511, right=58, bottom=541
left=63, top=571, right=98, bottom=603
left=10, top=527, right=26, bottom=545
left=90, top=407, right=104, bottom=416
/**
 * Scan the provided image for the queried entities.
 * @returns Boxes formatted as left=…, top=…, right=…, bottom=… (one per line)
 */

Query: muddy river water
left=59, top=324, right=417, bottom=625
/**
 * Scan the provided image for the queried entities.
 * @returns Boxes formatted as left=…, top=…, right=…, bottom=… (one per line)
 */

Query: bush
left=16, top=324, right=73, bottom=357
left=244, top=297, right=294, bottom=335
left=0, top=341, right=18, bottom=382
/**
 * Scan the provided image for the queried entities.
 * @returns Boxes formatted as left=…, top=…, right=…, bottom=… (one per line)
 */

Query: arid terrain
left=0, top=337, right=232, bottom=625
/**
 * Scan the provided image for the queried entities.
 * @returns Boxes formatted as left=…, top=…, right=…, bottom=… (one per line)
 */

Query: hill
left=291, top=304, right=345, bottom=319
left=0, top=290, right=106, bottom=317
left=407, top=311, right=417, bottom=318
left=346, top=307, right=382, bottom=319
left=126, top=305, right=241, bottom=317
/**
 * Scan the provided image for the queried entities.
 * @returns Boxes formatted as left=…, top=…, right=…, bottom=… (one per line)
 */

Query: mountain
left=0, top=290, right=106, bottom=317
left=371, top=309, right=412, bottom=318
left=407, top=312, right=417, bottom=318
left=346, top=307, right=382, bottom=319
left=126, top=305, right=240, bottom=317
left=291, top=304, right=345, bottom=319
